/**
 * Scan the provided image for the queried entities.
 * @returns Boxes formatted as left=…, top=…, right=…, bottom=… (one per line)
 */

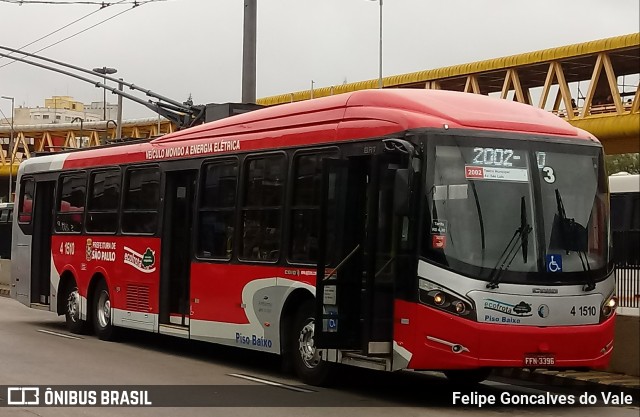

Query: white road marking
left=228, top=373, right=315, bottom=393
left=37, top=329, right=83, bottom=340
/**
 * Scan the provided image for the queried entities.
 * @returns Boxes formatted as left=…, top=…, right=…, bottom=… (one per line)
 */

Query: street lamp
left=368, top=0, right=383, bottom=89
left=71, top=117, right=84, bottom=149
left=1, top=96, right=14, bottom=202
left=92, top=66, right=117, bottom=120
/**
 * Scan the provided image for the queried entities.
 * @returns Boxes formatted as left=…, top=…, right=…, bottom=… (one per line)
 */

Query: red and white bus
left=11, top=89, right=616, bottom=385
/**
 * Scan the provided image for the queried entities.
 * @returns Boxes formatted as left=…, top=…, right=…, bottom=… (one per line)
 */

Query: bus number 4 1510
left=570, top=305, right=596, bottom=316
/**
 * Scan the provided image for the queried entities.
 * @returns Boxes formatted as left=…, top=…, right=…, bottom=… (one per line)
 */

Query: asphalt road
left=0, top=295, right=638, bottom=417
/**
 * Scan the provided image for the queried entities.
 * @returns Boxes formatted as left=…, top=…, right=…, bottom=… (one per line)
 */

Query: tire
left=92, top=280, right=117, bottom=341
left=64, top=283, right=87, bottom=334
left=444, top=368, right=492, bottom=385
left=290, top=300, right=332, bottom=386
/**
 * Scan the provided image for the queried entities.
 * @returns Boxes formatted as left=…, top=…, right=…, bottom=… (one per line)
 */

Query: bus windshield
left=422, top=136, right=610, bottom=285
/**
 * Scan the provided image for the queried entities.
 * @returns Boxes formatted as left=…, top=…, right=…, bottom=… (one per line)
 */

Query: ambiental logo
left=123, top=247, right=156, bottom=273
left=484, top=299, right=533, bottom=317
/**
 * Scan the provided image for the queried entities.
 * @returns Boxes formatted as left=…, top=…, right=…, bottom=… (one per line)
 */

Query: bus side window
left=86, top=169, right=121, bottom=233
left=240, top=154, right=286, bottom=262
left=289, top=152, right=336, bottom=264
left=18, top=178, right=35, bottom=224
left=55, top=174, right=87, bottom=234
left=610, top=194, right=627, bottom=231
left=197, top=160, right=238, bottom=260
left=122, top=167, right=160, bottom=235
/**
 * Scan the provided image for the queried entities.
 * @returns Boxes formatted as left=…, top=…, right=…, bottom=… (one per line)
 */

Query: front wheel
left=64, top=284, right=87, bottom=334
left=290, top=300, right=332, bottom=386
left=93, top=280, right=117, bottom=341
left=444, top=368, right=492, bottom=385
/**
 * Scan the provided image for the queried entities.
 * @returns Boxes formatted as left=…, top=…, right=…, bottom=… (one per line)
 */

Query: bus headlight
left=453, top=301, right=466, bottom=314
left=601, top=295, right=617, bottom=320
left=418, top=279, right=475, bottom=320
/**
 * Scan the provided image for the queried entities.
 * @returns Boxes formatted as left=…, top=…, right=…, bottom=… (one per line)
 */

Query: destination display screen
left=462, top=147, right=529, bottom=182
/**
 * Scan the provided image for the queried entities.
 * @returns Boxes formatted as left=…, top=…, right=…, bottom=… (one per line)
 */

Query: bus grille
left=126, top=284, right=150, bottom=312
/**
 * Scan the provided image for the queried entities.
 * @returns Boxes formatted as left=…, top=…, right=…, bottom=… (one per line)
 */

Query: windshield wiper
left=551, top=189, right=594, bottom=291
left=486, top=197, right=532, bottom=289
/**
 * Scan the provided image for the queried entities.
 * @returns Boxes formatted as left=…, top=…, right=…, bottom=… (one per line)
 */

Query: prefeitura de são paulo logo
left=85, top=238, right=93, bottom=262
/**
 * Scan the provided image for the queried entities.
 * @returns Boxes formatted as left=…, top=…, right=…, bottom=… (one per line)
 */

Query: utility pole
left=241, top=0, right=257, bottom=104
left=367, top=0, right=383, bottom=88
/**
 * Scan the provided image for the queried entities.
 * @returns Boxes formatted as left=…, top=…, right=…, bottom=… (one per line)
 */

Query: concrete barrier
left=0, top=259, right=9, bottom=286
left=607, top=313, right=640, bottom=377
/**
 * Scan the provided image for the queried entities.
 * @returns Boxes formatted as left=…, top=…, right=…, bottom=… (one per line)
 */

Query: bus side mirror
left=394, top=169, right=410, bottom=216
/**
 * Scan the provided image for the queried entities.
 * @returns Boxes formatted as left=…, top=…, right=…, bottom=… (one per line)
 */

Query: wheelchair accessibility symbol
left=546, top=254, right=562, bottom=273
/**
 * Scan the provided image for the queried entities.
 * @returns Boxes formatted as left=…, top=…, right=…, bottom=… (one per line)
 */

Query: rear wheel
left=64, top=283, right=87, bottom=334
left=93, top=280, right=117, bottom=341
left=290, top=300, right=332, bottom=386
left=444, top=368, right=492, bottom=385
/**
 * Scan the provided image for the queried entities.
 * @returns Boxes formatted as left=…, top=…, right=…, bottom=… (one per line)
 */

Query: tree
left=605, top=153, right=639, bottom=175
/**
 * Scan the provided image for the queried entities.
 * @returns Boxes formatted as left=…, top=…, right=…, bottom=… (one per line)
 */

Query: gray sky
left=0, top=0, right=638, bottom=120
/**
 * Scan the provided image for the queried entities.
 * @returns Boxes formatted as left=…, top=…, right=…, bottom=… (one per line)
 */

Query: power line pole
left=242, top=0, right=257, bottom=104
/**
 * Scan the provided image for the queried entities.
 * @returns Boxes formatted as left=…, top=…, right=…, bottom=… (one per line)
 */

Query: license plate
left=524, top=353, right=555, bottom=366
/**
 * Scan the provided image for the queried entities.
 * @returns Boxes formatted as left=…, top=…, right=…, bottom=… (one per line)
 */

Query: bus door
left=316, top=155, right=399, bottom=356
left=159, top=170, right=197, bottom=333
left=30, top=180, right=55, bottom=306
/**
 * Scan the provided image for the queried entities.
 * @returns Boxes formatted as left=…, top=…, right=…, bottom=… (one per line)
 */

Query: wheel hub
left=66, top=289, right=80, bottom=323
left=298, top=321, right=320, bottom=368
left=97, top=291, right=111, bottom=328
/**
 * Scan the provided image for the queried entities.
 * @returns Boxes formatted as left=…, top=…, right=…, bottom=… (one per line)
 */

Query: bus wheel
left=64, top=284, right=86, bottom=334
left=93, top=280, right=117, bottom=341
left=444, top=368, right=492, bottom=385
left=291, top=300, right=332, bottom=386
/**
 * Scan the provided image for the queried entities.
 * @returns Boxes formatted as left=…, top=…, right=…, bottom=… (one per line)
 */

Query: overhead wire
left=0, top=1, right=164, bottom=5
left=0, top=0, right=127, bottom=69
left=0, top=0, right=160, bottom=70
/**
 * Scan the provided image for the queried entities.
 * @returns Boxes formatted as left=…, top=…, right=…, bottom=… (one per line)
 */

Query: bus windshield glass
left=422, top=136, right=610, bottom=285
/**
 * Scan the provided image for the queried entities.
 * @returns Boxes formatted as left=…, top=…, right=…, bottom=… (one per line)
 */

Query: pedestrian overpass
left=1, top=32, right=638, bottom=182
left=257, top=32, right=639, bottom=156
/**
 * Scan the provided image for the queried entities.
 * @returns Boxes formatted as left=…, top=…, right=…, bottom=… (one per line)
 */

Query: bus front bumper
left=393, top=300, right=615, bottom=371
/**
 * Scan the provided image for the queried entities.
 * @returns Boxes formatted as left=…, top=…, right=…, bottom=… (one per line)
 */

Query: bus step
left=341, top=352, right=390, bottom=371
left=29, top=303, right=50, bottom=311
left=159, top=323, right=189, bottom=339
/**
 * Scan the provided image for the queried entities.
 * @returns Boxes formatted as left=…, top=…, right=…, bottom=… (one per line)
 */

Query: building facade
left=13, top=96, right=118, bottom=125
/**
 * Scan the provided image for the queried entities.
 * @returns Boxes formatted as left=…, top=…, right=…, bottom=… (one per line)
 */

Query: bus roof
left=22, top=89, right=596, bottom=172
left=155, top=89, right=592, bottom=144
left=609, top=172, right=640, bottom=193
